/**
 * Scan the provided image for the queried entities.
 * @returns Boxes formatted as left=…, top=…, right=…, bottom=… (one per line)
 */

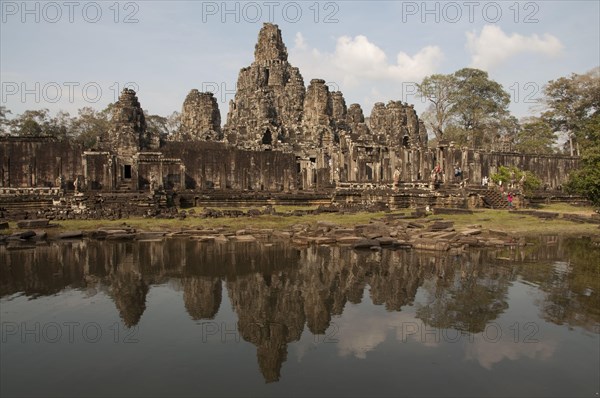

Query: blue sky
left=1, top=0, right=599, bottom=121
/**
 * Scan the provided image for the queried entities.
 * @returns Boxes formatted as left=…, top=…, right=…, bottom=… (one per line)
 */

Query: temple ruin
left=0, top=23, right=581, bottom=213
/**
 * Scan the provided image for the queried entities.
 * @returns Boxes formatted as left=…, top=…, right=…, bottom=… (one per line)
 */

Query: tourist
left=454, top=165, right=462, bottom=181
left=507, top=192, right=514, bottom=209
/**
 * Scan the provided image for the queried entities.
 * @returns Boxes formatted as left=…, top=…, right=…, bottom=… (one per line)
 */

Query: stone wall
left=442, top=147, right=579, bottom=188
left=161, top=141, right=298, bottom=191
left=0, top=137, right=82, bottom=189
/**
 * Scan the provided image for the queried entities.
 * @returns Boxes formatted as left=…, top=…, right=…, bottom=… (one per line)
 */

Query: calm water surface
left=1, top=236, right=598, bottom=397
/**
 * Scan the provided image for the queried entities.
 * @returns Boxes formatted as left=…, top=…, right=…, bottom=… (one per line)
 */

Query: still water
left=1, top=236, right=598, bottom=397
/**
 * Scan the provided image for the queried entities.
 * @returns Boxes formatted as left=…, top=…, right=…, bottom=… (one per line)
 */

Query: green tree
left=514, top=117, right=557, bottom=154
left=71, top=106, right=112, bottom=149
left=46, top=110, right=73, bottom=141
left=8, top=109, right=69, bottom=138
left=490, top=166, right=542, bottom=193
left=145, top=112, right=168, bottom=140
left=542, top=68, right=600, bottom=205
left=449, top=68, right=512, bottom=149
left=418, top=68, right=513, bottom=149
left=0, top=106, right=11, bottom=136
left=565, top=114, right=600, bottom=206
left=542, top=68, right=600, bottom=156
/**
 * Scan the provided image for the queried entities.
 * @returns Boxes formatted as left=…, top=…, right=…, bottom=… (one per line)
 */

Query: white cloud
left=290, top=32, right=444, bottom=90
left=466, top=25, right=563, bottom=70
left=465, top=334, right=557, bottom=370
left=294, top=32, right=307, bottom=51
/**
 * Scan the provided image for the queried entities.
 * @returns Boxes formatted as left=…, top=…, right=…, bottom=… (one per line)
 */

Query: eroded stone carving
left=103, top=88, right=157, bottom=154
left=177, top=90, right=222, bottom=141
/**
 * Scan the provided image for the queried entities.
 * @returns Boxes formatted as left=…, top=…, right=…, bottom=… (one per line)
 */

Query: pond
left=1, top=237, right=598, bottom=397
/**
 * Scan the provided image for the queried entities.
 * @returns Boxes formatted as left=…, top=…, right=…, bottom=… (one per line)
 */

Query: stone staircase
left=482, top=189, right=510, bottom=209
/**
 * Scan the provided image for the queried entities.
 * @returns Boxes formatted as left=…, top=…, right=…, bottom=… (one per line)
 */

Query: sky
left=1, top=0, right=599, bottom=122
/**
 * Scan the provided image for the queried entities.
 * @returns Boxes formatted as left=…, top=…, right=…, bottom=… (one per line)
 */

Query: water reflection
left=1, top=236, right=598, bottom=384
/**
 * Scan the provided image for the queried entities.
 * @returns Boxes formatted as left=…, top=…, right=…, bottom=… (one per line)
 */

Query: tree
left=7, top=108, right=75, bottom=140
left=490, top=166, right=542, bottom=193
left=417, top=74, right=458, bottom=140
left=10, top=109, right=51, bottom=137
left=71, top=106, right=112, bottom=149
left=0, top=106, right=12, bottom=136
left=47, top=110, right=73, bottom=141
left=513, top=117, right=557, bottom=154
left=449, top=68, right=511, bottom=149
left=165, top=111, right=182, bottom=137
left=565, top=113, right=600, bottom=206
left=542, top=68, right=600, bottom=156
left=417, top=68, right=513, bottom=149
left=541, top=68, right=600, bottom=205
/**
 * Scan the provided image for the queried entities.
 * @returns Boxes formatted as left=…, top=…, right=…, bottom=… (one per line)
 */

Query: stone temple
left=0, top=23, right=579, bottom=211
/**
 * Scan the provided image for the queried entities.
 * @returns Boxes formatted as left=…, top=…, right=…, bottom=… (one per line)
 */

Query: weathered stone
left=32, top=230, right=47, bottom=240
left=335, top=236, right=363, bottom=244
left=413, top=239, right=450, bottom=251
left=59, top=231, right=83, bottom=239
left=11, top=230, right=36, bottom=239
left=458, top=236, right=482, bottom=246
left=428, top=221, right=454, bottom=231
left=17, top=219, right=49, bottom=229
left=272, top=231, right=291, bottom=239
left=89, top=230, right=108, bottom=239
left=224, top=23, right=305, bottom=149
left=391, top=241, right=413, bottom=249
left=101, top=228, right=133, bottom=234
left=232, top=235, right=257, bottom=242
left=407, top=222, right=425, bottom=229
left=177, top=90, right=222, bottom=141
left=308, top=237, right=337, bottom=245
left=291, top=236, right=309, bottom=245
left=316, top=221, right=339, bottom=229
left=102, top=88, right=155, bottom=152
left=214, top=234, right=229, bottom=243
left=376, top=236, right=396, bottom=246
left=192, top=235, right=216, bottom=242
left=106, top=233, right=136, bottom=240
left=353, top=239, right=380, bottom=249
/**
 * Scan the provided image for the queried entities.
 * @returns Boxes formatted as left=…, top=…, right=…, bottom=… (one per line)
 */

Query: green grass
left=2, top=205, right=598, bottom=237
left=28, top=211, right=389, bottom=233
left=433, top=208, right=599, bottom=235
left=533, top=203, right=597, bottom=216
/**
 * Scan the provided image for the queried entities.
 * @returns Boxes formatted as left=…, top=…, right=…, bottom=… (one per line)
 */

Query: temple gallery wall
left=0, top=23, right=578, bottom=197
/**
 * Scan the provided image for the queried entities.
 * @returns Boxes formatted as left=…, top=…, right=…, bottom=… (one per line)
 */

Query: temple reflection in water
left=1, top=237, right=598, bottom=383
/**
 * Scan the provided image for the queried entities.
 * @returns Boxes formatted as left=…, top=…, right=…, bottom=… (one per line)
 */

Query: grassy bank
left=2, top=203, right=598, bottom=236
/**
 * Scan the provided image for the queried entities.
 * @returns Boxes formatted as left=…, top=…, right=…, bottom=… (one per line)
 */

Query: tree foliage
left=418, top=68, right=513, bottom=149
left=542, top=68, right=600, bottom=156
left=514, top=117, right=557, bottom=154
left=564, top=114, right=600, bottom=206
left=8, top=109, right=73, bottom=140
left=0, top=106, right=12, bottom=136
left=70, top=106, right=112, bottom=149
left=416, top=73, right=458, bottom=140
left=490, top=166, right=542, bottom=193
